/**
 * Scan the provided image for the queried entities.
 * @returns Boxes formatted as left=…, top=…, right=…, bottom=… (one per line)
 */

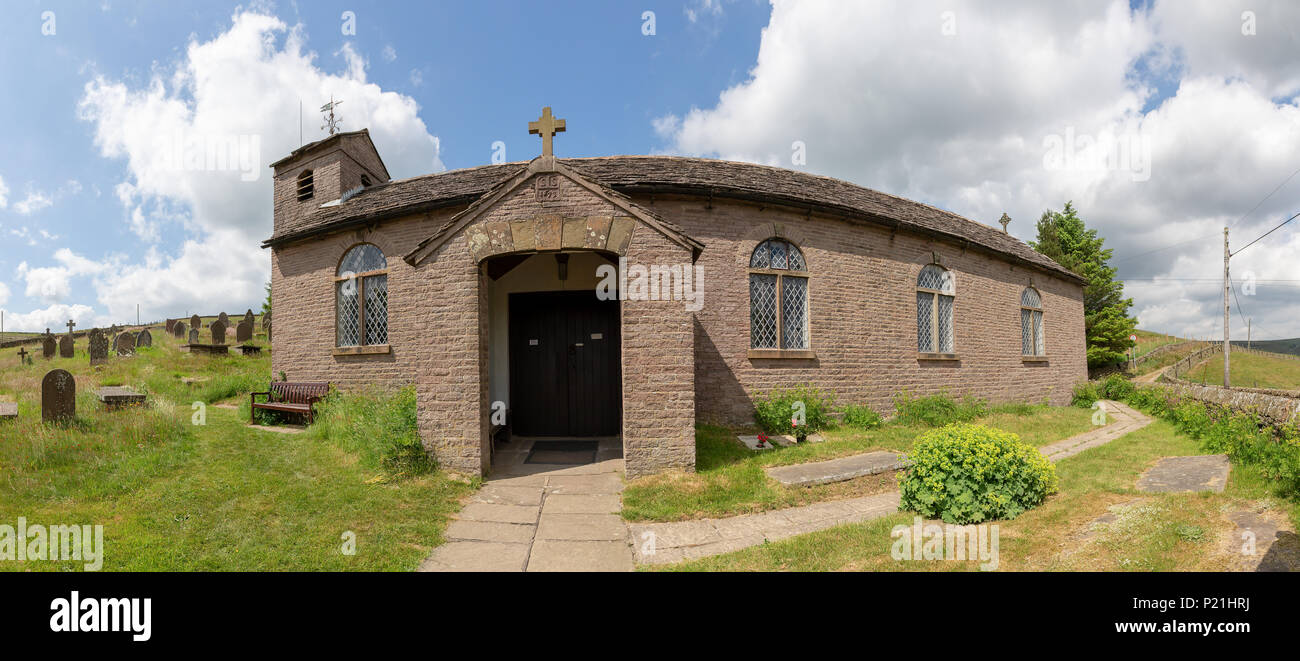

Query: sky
left=0, top=0, right=1298, bottom=343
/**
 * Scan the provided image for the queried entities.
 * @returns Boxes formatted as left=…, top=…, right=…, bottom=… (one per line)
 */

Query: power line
left=1231, top=211, right=1300, bottom=257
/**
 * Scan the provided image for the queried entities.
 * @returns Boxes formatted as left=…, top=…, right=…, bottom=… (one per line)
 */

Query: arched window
left=917, top=264, right=955, bottom=354
left=1021, top=287, right=1045, bottom=356
left=297, top=170, right=314, bottom=201
left=336, top=244, right=388, bottom=347
left=749, top=238, right=808, bottom=351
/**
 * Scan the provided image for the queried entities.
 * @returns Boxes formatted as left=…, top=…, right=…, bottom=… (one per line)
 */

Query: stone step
left=765, top=450, right=910, bottom=487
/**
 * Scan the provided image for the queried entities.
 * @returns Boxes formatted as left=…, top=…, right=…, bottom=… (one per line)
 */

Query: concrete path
left=1039, top=400, right=1151, bottom=462
left=765, top=450, right=909, bottom=487
left=418, top=438, right=633, bottom=572
left=1136, top=454, right=1230, bottom=493
left=628, top=491, right=901, bottom=566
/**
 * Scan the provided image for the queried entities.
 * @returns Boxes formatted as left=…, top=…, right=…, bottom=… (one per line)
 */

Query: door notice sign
left=591, top=333, right=603, bottom=340
left=529, top=339, right=539, bottom=346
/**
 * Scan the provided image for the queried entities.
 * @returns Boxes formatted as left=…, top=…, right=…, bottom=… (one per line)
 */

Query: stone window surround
left=333, top=242, right=391, bottom=356
left=1021, top=285, right=1048, bottom=362
left=748, top=237, right=812, bottom=360
left=917, top=261, right=958, bottom=361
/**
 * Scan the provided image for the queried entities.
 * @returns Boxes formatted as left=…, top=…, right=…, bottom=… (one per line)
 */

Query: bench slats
left=251, top=381, right=330, bottom=425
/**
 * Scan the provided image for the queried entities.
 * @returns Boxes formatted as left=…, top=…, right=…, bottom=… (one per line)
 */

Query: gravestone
left=59, top=335, right=74, bottom=359
left=188, top=329, right=199, bottom=344
left=41, top=368, right=75, bottom=423
left=165, top=319, right=176, bottom=334
left=42, top=330, right=56, bottom=359
left=266, top=321, right=272, bottom=342
left=262, top=311, right=271, bottom=331
left=218, top=312, right=229, bottom=326
left=211, top=320, right=227, bottom=345
left=174, top=321, right=186, bottom=339
left=115, top=331, right=136, bottom=356
left=17, top=346, right=32, bottom=366
left=190, top=314, right=201, bottom=330
left=88, top=329, right=109, bottom=366
left=136, top=329, right=153, bottom=348
left=236, top=319, right=253, bottom=343
left=243, top=309, right=255, bottom=326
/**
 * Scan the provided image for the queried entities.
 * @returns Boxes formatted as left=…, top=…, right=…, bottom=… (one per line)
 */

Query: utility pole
left=1248, top=318, right=1251, bottom=350
left=1223, top=227, right=1231, bottom=387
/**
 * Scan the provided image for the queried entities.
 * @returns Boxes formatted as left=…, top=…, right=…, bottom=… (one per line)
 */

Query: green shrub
left=753, top=384, right=835, bottom=439
left=893, top=391, right=987, bottom=427
left=898, top=423, right=1058, bottom=524
left=1098, top=373, right=1135, bottom=401
left=840, top=404, right=884, bottom=430
left=1071, top=381, right=1101, bottom=408
left=307, top=386, right=433, bottom=475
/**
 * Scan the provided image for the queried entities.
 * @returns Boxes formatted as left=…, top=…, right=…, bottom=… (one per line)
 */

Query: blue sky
left=2, top=0, right=1298, bottom=341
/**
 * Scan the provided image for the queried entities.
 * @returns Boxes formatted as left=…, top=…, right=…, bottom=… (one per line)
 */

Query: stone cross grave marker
left=59, top=334, right=74, bottom=359
left=66, top=319, right=77, bottom=336
left=42, top=368, right=75, bottom=423
left=190, top=314, right=201, bottom=330
left=115, top=331, right=136, bottom=356
left=88, top=329, right=108, bottom=366
left=211, top=320, right=227, bottom=345
left=236, top=319, right=253, bottom=343
left=188, top=328, right=199, bottom=344
left=174, top=321, right=186, bottom=339
left=42, top=329, right=56, bottom=359
left=136, top=329, right=152, bottom=348
left=17, top=346, right=31, bottom=365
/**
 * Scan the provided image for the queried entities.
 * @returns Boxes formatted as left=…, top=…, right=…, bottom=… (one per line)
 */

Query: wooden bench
left=250, top=382, right=330, bottom=425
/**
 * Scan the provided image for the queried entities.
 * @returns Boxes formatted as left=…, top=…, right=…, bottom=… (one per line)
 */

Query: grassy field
left=0, top=332, right=41, bottom=344
left=1133, top=329, right=1187, bottom=358
left=621, top=403, right=1100, bottom=522
left=0, top=326, right=472, bottom=571
left=654, top=418, right=1298, bottom=571
left=1182, top=351, right=1300, bottom=390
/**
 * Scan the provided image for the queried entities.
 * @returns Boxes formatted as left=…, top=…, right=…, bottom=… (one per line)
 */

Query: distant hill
left=1231, top=338, right=1300, bottom=357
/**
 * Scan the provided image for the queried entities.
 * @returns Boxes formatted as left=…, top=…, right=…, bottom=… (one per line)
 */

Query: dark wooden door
left=509, top=291, right=620, bottom=437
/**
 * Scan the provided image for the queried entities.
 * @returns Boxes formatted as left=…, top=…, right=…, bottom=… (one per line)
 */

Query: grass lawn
left=621, top=403, right=1100, bottom=523
left=1183, top=352, right=1300, bottom=390
left=0, top=327, right=473, bottom=571
left=1133, top=329, right=1187, bottom=358
left=653, top=418, right=1299, bottom=571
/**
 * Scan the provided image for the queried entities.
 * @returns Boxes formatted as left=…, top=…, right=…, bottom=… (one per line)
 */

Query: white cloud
left=74, top=10, right=444, bottom=322
left=685, top=0, right=726, bottom=24
left=0, top=282, right=9, bottom=307
left=0, top=303, right=102, bottom=334
left=17, top=249, right=110, bottom=304
left=0, top=175, right=8, bottom=209
left=13, top=189, right=54, bottom=215
left=382, top=44, right=397, bottom=62
left=655, top=0, right=1300, bottom=340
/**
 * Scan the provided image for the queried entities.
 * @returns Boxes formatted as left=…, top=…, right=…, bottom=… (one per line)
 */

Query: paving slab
left=766, top=451, right=909, bottom=487
left=471, top=485, right=544, bottom=506
left=1039, top=400, right=1151, bottom=462
left=1136, top=455, right=1230, bottom=493
left=526, top=540, right=634, bottom=572
left=458, top=503, right=540, bottom=525
left=417, top=541, right=529, bottom=572
left=736, top=434, right=777, bottom=451
left=546, top=473, right=624, bottom=495
left=536, top=513, right=627, bottom=541
left=445, top=520, right=536, bottom=544
left=541, top=493, right=622, bottom=514
left=1226, top=510, right=1300, bottom=572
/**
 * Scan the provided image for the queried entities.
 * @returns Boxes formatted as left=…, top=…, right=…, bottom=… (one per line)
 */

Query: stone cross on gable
left=528, top=106, right=566, bottom=158
left=66, top=319, right=76, bottom=335
left=998, top=213, right=1012, bottom=234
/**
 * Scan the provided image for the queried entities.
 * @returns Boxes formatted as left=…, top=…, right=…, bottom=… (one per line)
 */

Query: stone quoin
left=262, top=110, right=1087, bottom=478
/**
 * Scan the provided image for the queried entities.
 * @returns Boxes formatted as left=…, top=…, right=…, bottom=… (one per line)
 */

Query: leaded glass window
left=917, top=264, right=955, bottom=354
left=336, top=244, right=389, bottom=347
left=1021, top=287, right=1045, bottom=356
left=749, top=239, right=809, bottom=351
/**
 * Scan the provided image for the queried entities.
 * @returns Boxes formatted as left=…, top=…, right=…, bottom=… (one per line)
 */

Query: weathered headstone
left=42, top=330, right=56, bottom=359
left=190, top=314, right=201, bottom=330
left=236, top=320, right=253, bottom=343
left=41, top=369, right=75, bottom=423
left=174, top=321, right=186, bottom=339
left=88, top=329, right=109, bottom=366
left=165, top=319, right=176, bottom=334
left=59, top=335, right=74, bottom=359
left=243, top=309, right=255, bottom=326
left=218, top=312, right=229, bottom=326
left=262, top=311, right=271, bottom=331
left=188, top=329, right=199, bottom=344
left=211, top=320, right=227, bottom=345
left=115, top=331, right=136, bottom=356
left=136, top=329, right=153, bottom=348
